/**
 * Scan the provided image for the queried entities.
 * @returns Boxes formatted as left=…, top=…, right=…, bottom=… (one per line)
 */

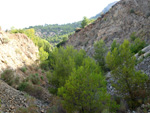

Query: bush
left=106, top=40, right=149, bottom=109
left=130, top=32, right=137, bottom=41
left=94, top=40, right=108, bottom=71
left=47, top=46, right=87, bottom=94
left=1, top=69, right=15, bottom=86
left=20, top=67, right=27, bottom=73
left=111, top=40, right=120, bottom=52
left=16, top=105, right=38, bottom=113
left=30, top=74, right=40, bottom=85
left=18, top=82, right=44, bottom=100
left=58, top=58, right=118, bottom=112
left=138, top=50, right=145, bottom=56
left=18, top=82, right=30, bottom=91
left=130, top=38, right=146, bottom=54
left=130, top=9, right=135, bottom=14
left=40, top=60, right=49, bottom=70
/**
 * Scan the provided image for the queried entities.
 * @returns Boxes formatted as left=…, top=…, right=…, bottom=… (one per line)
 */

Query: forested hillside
left=26, top=1, right=118, bottom=46
left=27, top=22, right=81, bottom=45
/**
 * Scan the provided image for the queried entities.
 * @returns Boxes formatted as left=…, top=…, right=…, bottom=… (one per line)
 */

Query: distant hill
left=28, top=22, right=81, bottom=38
left=91, top=1, right=118, bottom=19
left=27, top=22, right=81, bottom=45
left=26, top=1, right=118, bottom=45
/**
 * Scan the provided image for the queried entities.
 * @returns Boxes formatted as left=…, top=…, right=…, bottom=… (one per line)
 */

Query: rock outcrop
left=0, top=32, right=39, bottom=77
left=0, top=32, right=51, bottom=112
left=65, top=0, right=150, bottom=56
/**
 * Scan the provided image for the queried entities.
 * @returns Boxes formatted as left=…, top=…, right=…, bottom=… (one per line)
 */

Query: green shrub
left=106, top=40, right=149, bottom=109
left=40, top=76, right=44, bottom=80
left=94, top=39, right=108, bottom=71
left=138, top=50, right=145, bottom=56
left=130, top=9, right=135, bottom=14
left=0, top=99, right=1, bottom=107
left=18, top=82, right=30, bottom=91
left=1, top=69, right=15, bottom=86
left=130, top=32, right=137, bottom=41
left=47, top=46, right=87, bottom=94
left=130, top=38, right=146, bottom=54
left=30, top=74, right=40, bottom=85
left=58, top=58, right=118, bottom=113
left=111, top=40, right=120, bottom=52
left=20, top=67, right=27, bottom=73
left=40, top=61, right=49, bottom=70
left=18, top=82, right=44, bottom=100
left=16, top=105, right=38, bottom=113
left=10, top=28, right=24, bottom=34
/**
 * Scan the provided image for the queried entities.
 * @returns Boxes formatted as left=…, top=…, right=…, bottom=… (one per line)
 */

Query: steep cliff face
left=0, top=32, right=39, bottom=77
left=65, top=0, right=150, bottom=56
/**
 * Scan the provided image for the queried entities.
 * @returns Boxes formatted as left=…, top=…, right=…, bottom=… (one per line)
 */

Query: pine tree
left=58, top=58, right=115, bottom=113
left=106, top=40, right=148, bottom=108
left=94, top=40, right=107, bottom=71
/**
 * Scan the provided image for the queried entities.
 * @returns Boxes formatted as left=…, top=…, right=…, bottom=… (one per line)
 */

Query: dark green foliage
left=18, top=82, right=44, bottom=100
left=81, top=16, right=95, bottom=28
left=20, top=67, right=27, bottom=73
left=28, top=22, right=81, bottom=37
left=10, top=27, right=24, bottom=34
left=129, top=32, right=146, bottom=54
left=18, top=82, right=29, bottom=91
left=30, top=74, right=40, bottom=85
left=130, top=32, right=137, bottom=41
left=138, top=50, right=145, bottom=56
left=94, top=40, right=108, bottom=71
left=47, top=46, right=87, bottom=94
left=58, top=58, right=118, bottom=113
left=130, top=9, right=135, bottom=14
left=56, top=35, right=68, bottom=48
left=1, top=69, right=14, bottom=86
left=106, top=40, right=149, bottom=109
left=40, top=76, right=44, bottom=80
left=40, top=60, right=49, bottom=70
left=111, top=40, right=120, bottom=52
left=1, top=69, right=20, bottom=87
left=81, top=16, right=89, bottom=28
left=130, top=38, right=146, bottom=54
left=28, top=22, right=81, bottom=45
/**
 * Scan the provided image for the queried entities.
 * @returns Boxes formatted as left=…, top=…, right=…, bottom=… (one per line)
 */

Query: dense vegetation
left=27, top=22, right=81, bottom=45
left=8, top=27, right=150, bottom=112
left=25, top=17, right=95, bottom=46
left=106, top=40, right=149, bottom=109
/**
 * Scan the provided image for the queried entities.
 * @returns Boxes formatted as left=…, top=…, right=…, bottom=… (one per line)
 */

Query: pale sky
left=0, top=0, right=119, bottom=30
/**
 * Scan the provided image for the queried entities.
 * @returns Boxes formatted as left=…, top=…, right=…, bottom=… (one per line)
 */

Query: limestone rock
left=64, top=0, right=150, bottom=56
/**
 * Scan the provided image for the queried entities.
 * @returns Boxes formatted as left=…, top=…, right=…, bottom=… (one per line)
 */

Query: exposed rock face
left=136, top=56, right=150, bottom=77
left=0, top=32, right=51, bottom=112
left=0, top=32, right=39, bottom=77
left=65, top=0, right=150, bottom=56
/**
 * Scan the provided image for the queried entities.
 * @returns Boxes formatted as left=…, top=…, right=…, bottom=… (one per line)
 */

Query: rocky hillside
left=0, top=32, right=39, bottom=77
left=65, top=0, right=150, bottom=56
left=0, top=80, right=49, bottom=113
left=0, top=32, right=52, bottom=112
